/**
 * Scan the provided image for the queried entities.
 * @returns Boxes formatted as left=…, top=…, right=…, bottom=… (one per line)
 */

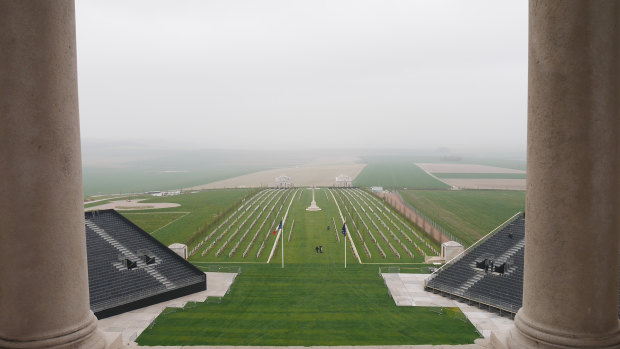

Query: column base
left=0, top=312, right=121, bottom=349
left=491, top=312, right=620, bottom=349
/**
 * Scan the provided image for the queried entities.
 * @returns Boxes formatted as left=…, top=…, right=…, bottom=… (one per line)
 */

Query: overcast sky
left=76, top=0, right=527, bottom=153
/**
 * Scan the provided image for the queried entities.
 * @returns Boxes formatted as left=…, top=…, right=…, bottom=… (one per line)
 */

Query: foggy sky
left=76, top=0, right=527, bottom=152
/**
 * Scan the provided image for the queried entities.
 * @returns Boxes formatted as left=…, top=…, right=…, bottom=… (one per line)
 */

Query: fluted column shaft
left=506, top=1, right=620, bottom=348
left=0, top=1, right=105, bottom=348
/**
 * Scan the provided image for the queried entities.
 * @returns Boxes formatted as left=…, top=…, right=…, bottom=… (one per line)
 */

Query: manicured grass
left=434, top=173, right=526, bottom=179
left=398, top=190, right=525, bottom=246
left=137, top=264, right=479, bottom=346
left=120, top=212, right=188, bottom=234
left=120, top=189, right=253, bottom=246
left=136, top=187, right=481, bottom=346
left=189, top=188, right=438, bottom=265
left=332, top=188, right=439, bottom=262
left=189, top=188, right=294, bottom=263
left=353, top=161, right=449, bottom=189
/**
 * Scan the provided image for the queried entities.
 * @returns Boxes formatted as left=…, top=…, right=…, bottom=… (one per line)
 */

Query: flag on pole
left=343, top=222, right=347, bottom=269
left=273, top=220, right=283, bottom=235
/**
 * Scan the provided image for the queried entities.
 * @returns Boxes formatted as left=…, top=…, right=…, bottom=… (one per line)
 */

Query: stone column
left=494, top=1, right=620, bottom=348
left=0, top=1, right=107, bottom=348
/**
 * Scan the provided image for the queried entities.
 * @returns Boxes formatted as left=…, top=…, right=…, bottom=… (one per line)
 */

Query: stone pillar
left=494, top=1, right=620, bottom=348
left=0, top=1, right=107, bottom=348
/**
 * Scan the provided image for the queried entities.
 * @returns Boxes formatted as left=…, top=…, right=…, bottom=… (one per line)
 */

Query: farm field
left=187, top=163, right=366, bottom=189
left=435, top=173, right=526, bottom=179
left=457, top=158, right=526, bottom=171
left=398, top=190, right=525, bottom=246
left=353, top=161, right=449, bottom=189
left=136, top=188, right=480, bottom=346
left=415, top=163, right=526, bottom=190
left=83, top=166, right=262, bottom=197
left=415, top=163, right=525, bottom=174
left=440, top=178, right=525, bottom=191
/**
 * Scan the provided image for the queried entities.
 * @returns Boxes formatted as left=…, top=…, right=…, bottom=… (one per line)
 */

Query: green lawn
left=137, top=264, right=479, bottom=346
left=120, top=212, right=188, bottom=234
left=189, top=188, right=294, bottom=263
left=187, top=188, right=438, bottom=264
left=82, top=166, right=264, bottom=197
left=353, top=161, right=449, bottom=189
left=136, top=188, right=481, bottom=346
left=332, top=188, right=439, bottom=262
left=120, top=189, right=254, bottom=246
left=398, top=190, right=525, bottom=246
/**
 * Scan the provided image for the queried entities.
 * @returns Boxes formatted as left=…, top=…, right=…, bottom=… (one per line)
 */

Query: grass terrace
left=138, top=264, right=479, bottom=346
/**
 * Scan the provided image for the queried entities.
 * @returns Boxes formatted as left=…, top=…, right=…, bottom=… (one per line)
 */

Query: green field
left=82, top=148, right=345, bottom=196
left=333, top=188, right=439, bottom=262
left=120, top=212, right=188, bottom=234
left=353, top=161, right=449, bottom=189
left=118, top=189, right=254, bottom=246
left=135, top=188, right=480, bottom=346
left=137, top=264, right=479, bottom=346
left=82, top=167, right=261, bottom=197
left=186, top=188, right=439, bottom=265
left=458, top=158, right=526, bottom=171
left=84, top=195, right=137, bottom=209
left=398, top=190, right=525, bottom=246
left=434, top=173, right=526, bottom=179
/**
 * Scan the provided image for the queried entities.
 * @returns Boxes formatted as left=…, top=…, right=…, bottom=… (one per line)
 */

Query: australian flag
left=273, top=220, right=283, bottom=235
left=341, top=222, right=347, bottom=236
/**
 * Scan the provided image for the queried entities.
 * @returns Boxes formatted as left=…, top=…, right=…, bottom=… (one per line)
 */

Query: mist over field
left=76, top=0, right=527, bottom=196
left=81, top=139, right=525, bottom=196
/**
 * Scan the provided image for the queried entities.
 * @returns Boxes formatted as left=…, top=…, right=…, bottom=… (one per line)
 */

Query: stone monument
left=306, top=185, right=322, bottom=211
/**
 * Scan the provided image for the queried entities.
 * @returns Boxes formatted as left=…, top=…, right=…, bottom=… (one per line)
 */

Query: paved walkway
left=99, top=272, right=237, bottom=344
left=381, top=273, right=513, bottom=339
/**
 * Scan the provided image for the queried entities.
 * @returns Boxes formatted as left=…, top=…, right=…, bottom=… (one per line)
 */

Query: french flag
left=273, top=220, right=283, bottom=235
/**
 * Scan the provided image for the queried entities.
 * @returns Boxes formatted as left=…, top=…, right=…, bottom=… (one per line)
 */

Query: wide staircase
left=426, top=213, right=620, bottom=318
left=85, top=209, right=205, bottom=318
left=425, top=214, right=526, bottom=316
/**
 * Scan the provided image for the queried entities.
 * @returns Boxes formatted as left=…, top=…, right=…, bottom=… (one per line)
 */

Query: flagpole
left=344, top=230, right=347, bottom=269
left=281, top=220, right=284, bottom=268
